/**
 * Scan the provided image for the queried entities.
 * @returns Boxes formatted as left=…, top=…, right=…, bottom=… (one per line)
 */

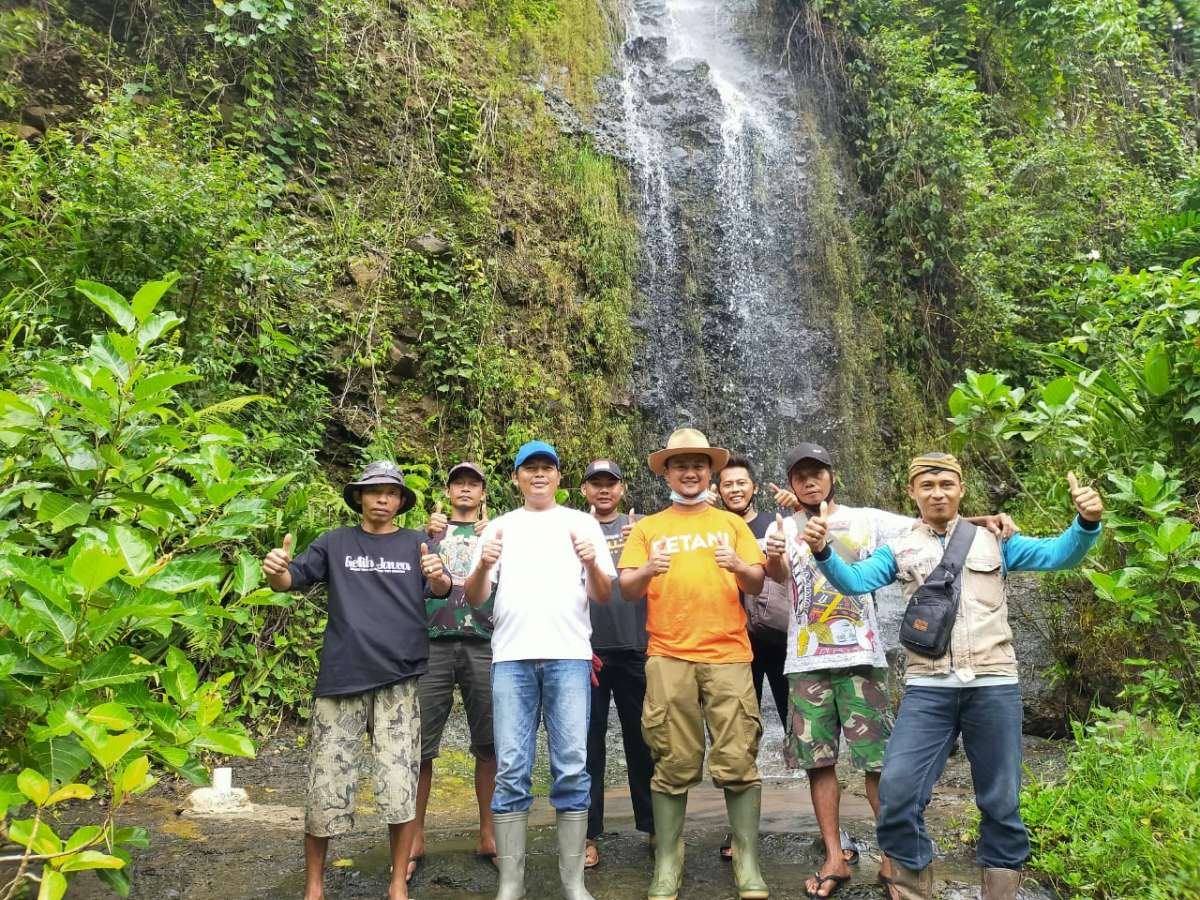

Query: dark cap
left=582, top=459, right=624, bottom=483
left=447, top=461, right=486, bottom=484
left=343, top=460, right=417, bottom=514
left=784, top=442, right=834, bottom=474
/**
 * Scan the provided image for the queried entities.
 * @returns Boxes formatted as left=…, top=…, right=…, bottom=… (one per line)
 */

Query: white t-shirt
left=781, top=505, right=914, bottom=674
left=470, top=505, right=616, bottom=663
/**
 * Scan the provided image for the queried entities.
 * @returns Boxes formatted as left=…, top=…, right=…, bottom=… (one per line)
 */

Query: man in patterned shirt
left=411, top=461, right=495, bottom=878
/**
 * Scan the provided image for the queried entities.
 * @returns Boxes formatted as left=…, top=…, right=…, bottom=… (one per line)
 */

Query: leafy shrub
left=1022, top=709, right=1200, bottom=899
left=0, top=276, right=282, bottom=896
left=946, top=250, right=1200, bottom=707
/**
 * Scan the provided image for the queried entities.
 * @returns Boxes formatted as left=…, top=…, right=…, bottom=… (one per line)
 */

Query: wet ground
left=66, top=689, right=1064, bottom=899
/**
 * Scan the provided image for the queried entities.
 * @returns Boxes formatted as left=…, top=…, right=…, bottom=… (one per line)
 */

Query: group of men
left=261, top=427, right=1105, bottom=900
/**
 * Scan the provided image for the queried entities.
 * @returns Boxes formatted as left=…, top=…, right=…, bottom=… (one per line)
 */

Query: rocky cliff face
left=604, top=0, right=840, bottom=496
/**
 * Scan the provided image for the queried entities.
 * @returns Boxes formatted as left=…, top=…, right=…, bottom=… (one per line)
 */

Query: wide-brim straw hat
left=647, top=428, right=730, bottom=475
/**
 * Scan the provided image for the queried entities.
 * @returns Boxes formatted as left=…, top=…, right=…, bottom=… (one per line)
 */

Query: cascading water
left=617, top=0, right=839, bottom=489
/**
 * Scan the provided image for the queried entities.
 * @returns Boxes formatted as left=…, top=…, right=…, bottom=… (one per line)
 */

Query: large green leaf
left=0, top=554, right=69, bottom=610
left=78, top=647, right=159, bottom=690
left=1143, top=343, right=1171, bottom=397
left=20, top=590, right=77, bottom=644
left=25, top=736, right=90, bottom=787
left=192, top=727, right=256, bottom=758
left=36, top=492, right=92, bottom=534
left=130, top=273, right=179, bottom=325
left=84, top=730, right=146, bottom=770
left=231, top=552, right=261, bottom=597
left=38, top=867, right=67, bottom=900
left=69, top=540, right=126, bottom=593
left=146, top=558, right=225, bottom=594
left=17, top=768, right=50, bottom=806
left=110, top=525, right=157, bottom=577
left=76, top=280, right=136, bottom=332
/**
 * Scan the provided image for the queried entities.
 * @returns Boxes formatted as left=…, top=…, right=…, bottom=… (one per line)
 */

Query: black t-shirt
left=745, top=510, right=773, bottom=540
left=589, top=514, right=648, bottom=653
left=287, top=526, right=441, bottom=697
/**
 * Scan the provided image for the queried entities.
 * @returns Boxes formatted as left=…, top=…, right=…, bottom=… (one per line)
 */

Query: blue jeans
left=491, top=659, right=591, bottom=814
left=877, top=684, right=1027, bottom=871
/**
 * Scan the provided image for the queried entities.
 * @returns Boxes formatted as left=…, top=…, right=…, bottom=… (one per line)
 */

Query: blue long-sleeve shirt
left=813, top=515, right=1102, bottom=596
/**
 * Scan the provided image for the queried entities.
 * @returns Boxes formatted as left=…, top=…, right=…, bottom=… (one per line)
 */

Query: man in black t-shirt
left=263, top=461, right=451, bottom=900
left=580, top=459, right=656, bottom=869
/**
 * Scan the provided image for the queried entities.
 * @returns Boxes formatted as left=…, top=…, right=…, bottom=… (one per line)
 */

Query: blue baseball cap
left=514, top=440, right=560, bottom=470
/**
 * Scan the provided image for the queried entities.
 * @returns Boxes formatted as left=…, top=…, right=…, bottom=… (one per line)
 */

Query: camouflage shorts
left=784, top=666, right=892, bottom=772
left=305, top=679, right=420, bottom=837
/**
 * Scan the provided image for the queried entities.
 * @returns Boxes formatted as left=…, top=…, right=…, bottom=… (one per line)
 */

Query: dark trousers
left=877, top=684, right=1028, bottom=871
left=750, top=632, right=789, bottom=728
left=586, top=649, right=655, bottom=838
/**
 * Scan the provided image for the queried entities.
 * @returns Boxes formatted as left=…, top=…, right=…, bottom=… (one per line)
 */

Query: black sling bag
left=899, top=520, right=977, bottom=658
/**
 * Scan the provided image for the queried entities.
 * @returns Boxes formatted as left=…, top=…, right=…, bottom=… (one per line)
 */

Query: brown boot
left=981, top=867, right=1023, bottom=900
left=890, top=862, right=933, bottom=900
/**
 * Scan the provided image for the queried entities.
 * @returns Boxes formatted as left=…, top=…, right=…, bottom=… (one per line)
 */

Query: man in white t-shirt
left=763, top=444, right=1014, bottom=899
left=465, top=440, right=615, bottom=900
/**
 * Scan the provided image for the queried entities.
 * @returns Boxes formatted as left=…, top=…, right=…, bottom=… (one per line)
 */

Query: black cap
left=582, top=459, right=624, bottom=482
left=784, top=443, right=833, bottom=474
left=447, top=461, right=486, bottom=484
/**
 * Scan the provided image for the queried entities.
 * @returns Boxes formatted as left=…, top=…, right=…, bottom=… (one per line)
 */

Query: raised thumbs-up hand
left=571, top=531, right=597, bottom=565
left=474, top=500, right=489, bottom=536
left=765, top=513, right=787, bottom=561
left=426, top=500, right=449, bottom=539
left=419, top=541, right=446, bottom=580
left=802, top=501, right=830, bottom=553
left=262, top=533, right=293, bottom=576
left=480, top=527, right=503, bottom=568
left=621, top=507, right=636, bottom=540
left=714, top=532, right=738, bottom=571
left=1067, top=471, right=1104, bottom=522
left=769, top=482, right=801, bottom=511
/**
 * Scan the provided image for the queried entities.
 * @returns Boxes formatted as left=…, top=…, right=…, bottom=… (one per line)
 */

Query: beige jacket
left=890, top=517, right=1016, bottom=678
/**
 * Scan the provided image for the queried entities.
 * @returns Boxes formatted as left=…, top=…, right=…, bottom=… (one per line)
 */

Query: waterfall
left=617, top=0, right=839, bottom=492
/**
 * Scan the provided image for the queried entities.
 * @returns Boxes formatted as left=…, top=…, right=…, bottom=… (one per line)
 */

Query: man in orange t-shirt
left=618, top=428, right=769, bottom=900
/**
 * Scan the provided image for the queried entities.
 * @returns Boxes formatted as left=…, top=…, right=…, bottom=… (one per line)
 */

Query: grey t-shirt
left=589, top=514, right=648, bottom=653
left=287, top=525, right=438, bottom=697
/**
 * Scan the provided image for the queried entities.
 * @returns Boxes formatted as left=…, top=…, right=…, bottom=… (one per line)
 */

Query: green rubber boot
left=494, top=810, right=528, bottom=900
left=724, top=786, right=769, bottom=899
left=647, top=791, right=687, bottom=900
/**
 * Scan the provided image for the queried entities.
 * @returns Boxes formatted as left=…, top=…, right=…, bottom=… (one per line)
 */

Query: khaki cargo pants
left=641, top=656, right=762, bottom=795
left=305, top=679, right=421, bottom=838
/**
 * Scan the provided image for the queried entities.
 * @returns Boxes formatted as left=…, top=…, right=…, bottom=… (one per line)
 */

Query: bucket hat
left=343, top=460, right=417, bottom=514
left=647, top=428, right=730, bottom=475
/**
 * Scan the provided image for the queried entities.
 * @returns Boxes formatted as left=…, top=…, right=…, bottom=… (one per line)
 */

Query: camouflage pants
left=305, top=679, right=420, bottom=837
left=784, top=666, right=892, bottom=772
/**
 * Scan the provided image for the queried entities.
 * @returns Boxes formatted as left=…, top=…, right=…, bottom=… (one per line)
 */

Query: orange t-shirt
left=618, top=505, right=766, bottom=663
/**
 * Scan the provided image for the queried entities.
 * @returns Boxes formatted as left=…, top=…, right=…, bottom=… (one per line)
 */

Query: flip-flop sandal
left=584, top=840, right=600, bottom=869
left=719, top=832, right=733, bottom=861
left=877, top=871, right=899, bottom=900
left=839, top=830, right=860, bottom=865
left=805, top=873, right=852, bottom=898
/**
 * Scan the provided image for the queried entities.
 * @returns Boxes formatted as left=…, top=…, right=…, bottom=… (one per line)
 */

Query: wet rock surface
left=66, top=690, right=1062, bottom=899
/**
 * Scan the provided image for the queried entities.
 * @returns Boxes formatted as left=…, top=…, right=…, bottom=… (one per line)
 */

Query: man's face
left=512, top=458, right=560, bottom=502
left=448, top=474, right=485, bottom=512
left=359, top=485, right=404, bottom=524
left=665, top=453, right=712, bottom=498
left=788, top=462, right=834, bottom=508
left=907, top=470, right=966, bottom=525
left=582, top=474, right=624, bottom=515
left=718, top=466, right=755, bottom=514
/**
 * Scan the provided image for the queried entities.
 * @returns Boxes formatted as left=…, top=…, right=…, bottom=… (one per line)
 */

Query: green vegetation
left=1022, top=710, right=1200, bottom=899
left=1, top=0, right=635, bottom=892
